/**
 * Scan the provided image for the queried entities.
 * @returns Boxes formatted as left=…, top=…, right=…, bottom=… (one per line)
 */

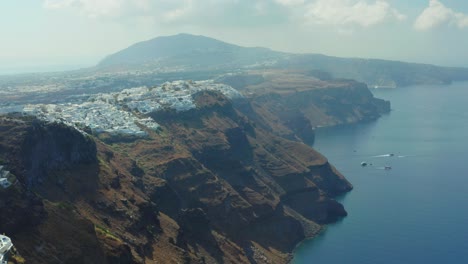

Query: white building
left=19, top=80, right=241, bottom=137
left=0, top=169, right=9, bottom=179
left=0, top=178, right=11, bottom=189
left=0, top=235, right=13, bottom=264
left=0, top=165, right=11, bottom=189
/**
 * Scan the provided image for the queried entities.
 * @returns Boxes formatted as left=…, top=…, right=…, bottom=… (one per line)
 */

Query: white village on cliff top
left=22, top=80, right=242, bottom=136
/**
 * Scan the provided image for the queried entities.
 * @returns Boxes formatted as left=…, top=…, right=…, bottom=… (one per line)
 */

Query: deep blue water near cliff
left=293, top=82, right=468, bottom=264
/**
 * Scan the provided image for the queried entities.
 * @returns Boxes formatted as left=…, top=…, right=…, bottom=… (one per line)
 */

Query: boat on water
left=384, top=166, right=392, bottom=170
left=361, top=162, right=368, bottom=167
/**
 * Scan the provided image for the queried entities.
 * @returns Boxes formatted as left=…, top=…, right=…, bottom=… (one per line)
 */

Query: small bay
left=293, top=82, right=468, bottom=264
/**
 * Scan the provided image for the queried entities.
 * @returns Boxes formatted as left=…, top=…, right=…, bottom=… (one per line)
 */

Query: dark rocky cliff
left=141, top=91, right=352, bottom=262
left=21, top=121, right=97, bottom=187
left=0, top=116, right=108, bottom=264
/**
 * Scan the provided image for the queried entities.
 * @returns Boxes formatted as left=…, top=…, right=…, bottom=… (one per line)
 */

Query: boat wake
left=397, top=155, right=418, bottom=158
left=371, top=154, right=416, bottom=159
left=371, top=154, right=395, bottom=158
left=375, top=166, right=392, bottom=170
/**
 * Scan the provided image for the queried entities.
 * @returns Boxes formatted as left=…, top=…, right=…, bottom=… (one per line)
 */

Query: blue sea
left=293, top=82, right=468, bottom=264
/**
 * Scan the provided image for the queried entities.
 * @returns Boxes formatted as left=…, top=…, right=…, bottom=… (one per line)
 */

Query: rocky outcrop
left=21, top=121, right=97, bottom=187
left=0, top=116, right=107, bottom=264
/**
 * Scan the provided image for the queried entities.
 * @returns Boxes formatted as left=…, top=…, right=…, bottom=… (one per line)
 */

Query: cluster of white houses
left=23, top=101, right=159, bottom=136
left=21, top=80, right=242, bottom=136
left=0, top=166, right=11, bottom=189
left=93, top=79, right=242, bottom=113
left=0, top=235, right=13, bottom=264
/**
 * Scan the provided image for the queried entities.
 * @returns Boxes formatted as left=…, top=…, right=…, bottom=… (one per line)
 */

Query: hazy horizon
left=2, top=0, right=468, bottom=74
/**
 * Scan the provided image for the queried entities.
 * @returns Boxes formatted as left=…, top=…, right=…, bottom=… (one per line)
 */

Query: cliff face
left=0, top=116, right=108, bottom=264
left=248, top=81, right=390, bottom=129
left=0, top=74, right=389, bottom=263
left=0, top=86, right=356, bottom=263
left=141, top=91, right=352, bottom=262
left=225, top=71, right=390, bottom=144
left=21, top=121, right=97, bottom=187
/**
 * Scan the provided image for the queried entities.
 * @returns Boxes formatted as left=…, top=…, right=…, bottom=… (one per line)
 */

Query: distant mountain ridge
left=98, top=33, right=468, bottom=87
left=277, top=54, right=468, bottom=87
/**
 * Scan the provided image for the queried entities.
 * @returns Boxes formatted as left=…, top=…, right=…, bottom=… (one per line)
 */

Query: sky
left=1, top=0, right=468, bottom=74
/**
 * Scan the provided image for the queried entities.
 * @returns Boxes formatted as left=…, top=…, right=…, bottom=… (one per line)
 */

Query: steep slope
left=0, top=116, right=109, bottom=264
left=0, top=89, right=352, bottom=263
left=222, top=71, right=391, bottom=144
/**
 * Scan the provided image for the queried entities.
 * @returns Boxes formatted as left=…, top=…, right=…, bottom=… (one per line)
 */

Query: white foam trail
left=372, top=154, right=394, bottom=158
left=375, top=167, right=392, bottom=170
left=397, top=155, right=417, bottom=158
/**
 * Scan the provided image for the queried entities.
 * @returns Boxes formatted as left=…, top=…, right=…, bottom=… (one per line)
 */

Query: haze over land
left=0, top=14, right=396, bottom=262
left=2, top=1, right=468, bottom=264
left=2, top=0, right=468, bottom=74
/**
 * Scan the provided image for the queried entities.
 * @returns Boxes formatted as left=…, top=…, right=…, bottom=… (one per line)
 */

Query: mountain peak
left=148, top=33, right=232, bottom=44
left=98, top=33, right=277, bottom=69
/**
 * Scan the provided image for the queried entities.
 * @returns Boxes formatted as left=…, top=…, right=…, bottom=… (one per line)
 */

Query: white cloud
left=162, top=0, right=193, bottom=22
left=275, top=0, right=305, bottom=6
left=43, top=0, right=75, bottom=9
left=42, top=0, right=406, bottom=30
left=43, top=0, right=152, bottom=18
left=42, top=0, right=295, bottom=28
left=304, top=0, right=405, bottom=28
left=414, top=0, right=468, bottom=31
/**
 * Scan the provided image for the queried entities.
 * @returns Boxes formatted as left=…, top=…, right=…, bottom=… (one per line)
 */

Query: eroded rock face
left=139, top=91, right=352, bottom=260
left=20, top=121, right=97, bottom=187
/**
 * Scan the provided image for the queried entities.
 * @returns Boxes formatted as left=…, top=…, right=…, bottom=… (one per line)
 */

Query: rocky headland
left=0, top=75, right=389, bottom=263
